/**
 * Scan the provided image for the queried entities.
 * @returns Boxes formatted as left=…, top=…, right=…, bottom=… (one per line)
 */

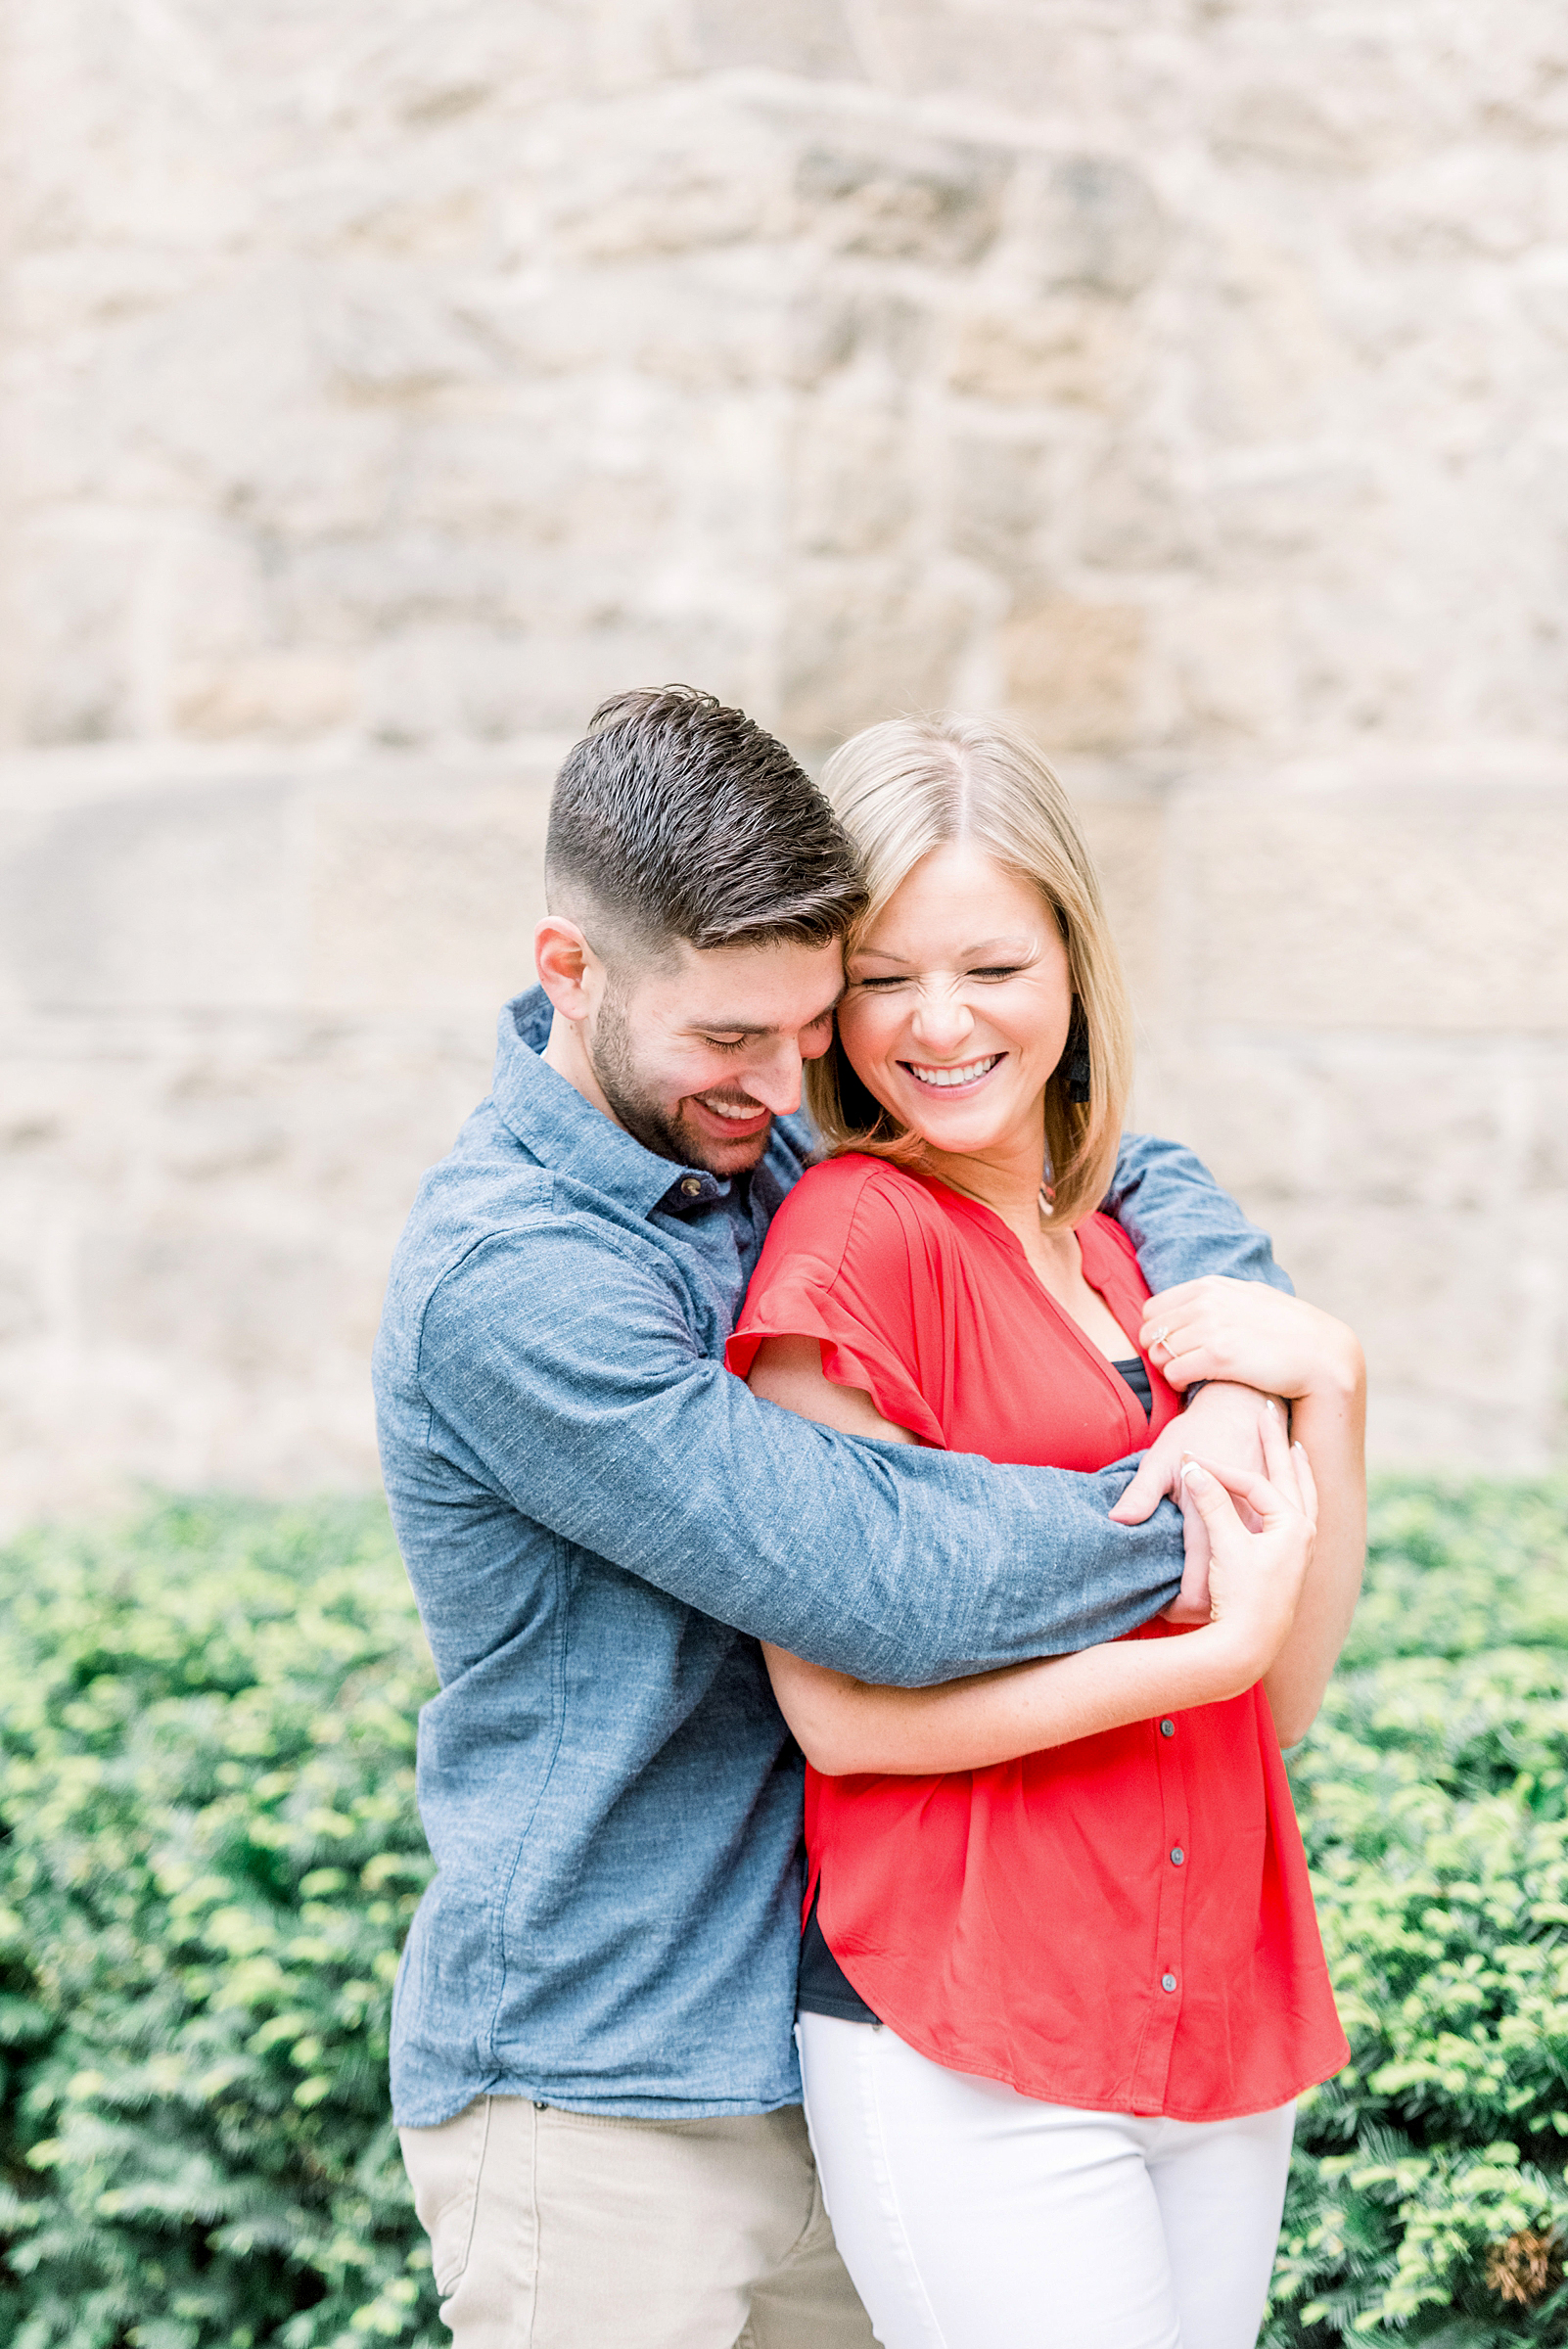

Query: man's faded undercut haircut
left=545, top=686, right=866, bottom=961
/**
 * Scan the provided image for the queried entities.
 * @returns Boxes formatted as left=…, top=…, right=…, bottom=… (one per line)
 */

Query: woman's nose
left=909, top=987, right=974, bottom=1053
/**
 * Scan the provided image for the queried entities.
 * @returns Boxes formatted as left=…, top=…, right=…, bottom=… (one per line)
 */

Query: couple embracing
left=374, top=687, right=1365, bottom=2349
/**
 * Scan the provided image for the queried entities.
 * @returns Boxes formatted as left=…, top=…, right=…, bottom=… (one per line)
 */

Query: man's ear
left=534, top=915, right=597, bottom=1020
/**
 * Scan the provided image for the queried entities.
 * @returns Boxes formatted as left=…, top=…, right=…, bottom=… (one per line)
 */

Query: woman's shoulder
left=754, top=1153, right=950, bottom=1303
left=769, top=1152, right=942, bottom=1250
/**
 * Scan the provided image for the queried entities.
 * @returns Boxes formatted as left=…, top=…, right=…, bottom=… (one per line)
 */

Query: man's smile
left=687, top=1091, right=773, bottom=1141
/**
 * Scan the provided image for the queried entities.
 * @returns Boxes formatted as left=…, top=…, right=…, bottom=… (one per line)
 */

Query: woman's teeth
left=905, top=1055, right=1001, bottom=1090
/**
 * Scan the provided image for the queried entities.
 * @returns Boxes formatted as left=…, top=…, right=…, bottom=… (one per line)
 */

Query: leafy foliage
left=0, top=1479, right=1566, bottom=2344
left=0, top=1497, right=438, bottom=2349
left=1268, top=1477, right=1568, bottom=2344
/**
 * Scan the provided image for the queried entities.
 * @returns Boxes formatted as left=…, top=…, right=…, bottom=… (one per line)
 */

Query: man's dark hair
left=545, top=686, right=866, bottom=956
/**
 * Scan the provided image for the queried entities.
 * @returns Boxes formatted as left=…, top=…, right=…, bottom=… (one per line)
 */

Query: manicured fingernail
left=1181, top=1461, right=1209, bottom=1487
left=1266, top=1400, right=1278, bottom=1416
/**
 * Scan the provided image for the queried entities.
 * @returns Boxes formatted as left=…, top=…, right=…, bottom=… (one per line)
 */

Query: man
left=374, top=687, right=1289, bottom=2347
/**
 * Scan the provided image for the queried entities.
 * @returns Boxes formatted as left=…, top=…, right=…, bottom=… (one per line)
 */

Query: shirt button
left=1159, top=1719, right=1176, bottom=1737
left=1170, top=1847, right=1185, bottom=1866
left=1161, top=1972, right=1177, bottom=1994
left=679, top=1176, right=703, bottom=1199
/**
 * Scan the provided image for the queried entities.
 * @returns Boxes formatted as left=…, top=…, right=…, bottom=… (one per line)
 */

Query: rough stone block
left=303, top=768, right=555, bottom=1012
left=540, top=95, right=787, bottom=257
left=13, top=521, right=147, bottom=746
left=1525, top=1058, right=1568, bottom=1198
left=1270, top=1197, right=1563, bottom=1471
left=945, top=434, right=1052, bottom=579
left=1176, top=768, right=1568, bottom=1035
left=691, top=0, right=863, bottom=80
left=1078, top=442, right=1194, bottom=571
left=1025, top=156, right=1169, bottom=299
left=1072, top=791, right=1165, bottom=1019
left=947, top=297, right=1136, bottom=408
left=787, top=405, right=918, bottom=556
left=1000, top=598, right=1148, bottom=753
left=1308, top=1047, right=1516, bottom=1213
left=796, top=136, right=1008, bottom=266
left=780, top=571, right=975, bottom=745
left=170, top=656, right=361, bottom=742
left=786, top=283, right=932, bottom=389
left=0, top=779, right=299, bottom=1014
left=1162, top=589, right=1289, bottom=742
left=1134, top=1042, right=1319, bottom=1210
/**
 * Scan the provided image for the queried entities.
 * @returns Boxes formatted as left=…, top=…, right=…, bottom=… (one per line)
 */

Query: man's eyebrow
left=682, top=992, right=843, bottom=1037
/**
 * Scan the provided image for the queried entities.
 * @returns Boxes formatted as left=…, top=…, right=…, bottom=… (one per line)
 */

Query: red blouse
left=727, top=1154, right=1347, bottom=2123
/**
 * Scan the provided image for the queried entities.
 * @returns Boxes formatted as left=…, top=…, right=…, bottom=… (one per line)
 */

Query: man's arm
left=1101, top=1131, right=1292, bottom=1570
left=1104, top=1132, right=1294, bottom=1298
left=403, top=1216, right=1184, bottom=1690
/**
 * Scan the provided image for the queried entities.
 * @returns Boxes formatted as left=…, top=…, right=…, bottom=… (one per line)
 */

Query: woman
left=725, top=715, right=1364, bottom=2349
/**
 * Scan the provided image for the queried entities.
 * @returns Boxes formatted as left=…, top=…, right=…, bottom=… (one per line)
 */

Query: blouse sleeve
left=726, top=1161, right=947, bottom=1449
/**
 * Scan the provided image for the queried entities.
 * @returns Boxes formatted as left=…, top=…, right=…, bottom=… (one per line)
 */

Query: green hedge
left=1268, top=1479, right=1568, bottom=2345
left=0, top=1498, right=439, bottom=2349
left=0, top=1481, right=1566, bottom=2346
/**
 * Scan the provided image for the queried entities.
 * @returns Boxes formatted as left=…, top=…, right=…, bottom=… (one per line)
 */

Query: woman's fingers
left=1291, top=1439, right=1319, bottom=1533
left=1144, top=1278, right=1213, bottom=1321
left=1259, top=1402, right=1295, bottom=1492
left=1177, top=1457, right=1246, bottom=1541
left=1183, top=1454, right=1305, bottom=1534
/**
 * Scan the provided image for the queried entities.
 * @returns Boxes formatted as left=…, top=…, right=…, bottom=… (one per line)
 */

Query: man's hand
left=1110, top=1381, right=1284, bottom=1623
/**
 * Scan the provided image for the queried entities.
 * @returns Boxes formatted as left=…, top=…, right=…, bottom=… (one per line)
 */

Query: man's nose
left=741, top=1038, right=807, bottom=1115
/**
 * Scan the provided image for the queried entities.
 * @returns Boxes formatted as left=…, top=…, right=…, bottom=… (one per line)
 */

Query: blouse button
left=1159, top=1719, right=1176, bottom=1737
left=1170, top=1847, right=1185, bottom=1866
left=1161, top=1972, right=1178, bottom=1994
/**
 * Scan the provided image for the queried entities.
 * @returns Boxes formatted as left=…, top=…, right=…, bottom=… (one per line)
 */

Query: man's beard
left=588, top=983, right=772, bottom=1174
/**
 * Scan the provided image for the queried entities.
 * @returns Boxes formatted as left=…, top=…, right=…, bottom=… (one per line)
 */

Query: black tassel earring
left=1065, top=1008, right=1091, bottom=1104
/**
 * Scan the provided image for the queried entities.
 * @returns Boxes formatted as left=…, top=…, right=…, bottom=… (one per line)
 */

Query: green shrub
left=1, top=1479, right=1566, bottom=2345
left=0, top=1497, right=439, bottom=2349
left=1268, top=1478, right=1568, bottom=2345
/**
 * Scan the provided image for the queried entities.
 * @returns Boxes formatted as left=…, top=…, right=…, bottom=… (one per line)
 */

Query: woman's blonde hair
left=805, top=714, right=1133, bottom=1228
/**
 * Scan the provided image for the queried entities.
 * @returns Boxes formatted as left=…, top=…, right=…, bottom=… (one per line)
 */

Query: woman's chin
left=898, top=1107, right=1019, bottom=1159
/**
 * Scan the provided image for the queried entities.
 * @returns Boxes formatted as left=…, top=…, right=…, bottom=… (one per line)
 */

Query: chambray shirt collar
left=489, top=988, right=731, bottom=1221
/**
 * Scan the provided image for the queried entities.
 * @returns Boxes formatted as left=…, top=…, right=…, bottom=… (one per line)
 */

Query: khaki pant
left=399, top=2094, right=877, bottom=2349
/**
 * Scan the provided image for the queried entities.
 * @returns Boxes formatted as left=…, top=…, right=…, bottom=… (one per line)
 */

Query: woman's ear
left=534, top=915, right=596, bottom=1020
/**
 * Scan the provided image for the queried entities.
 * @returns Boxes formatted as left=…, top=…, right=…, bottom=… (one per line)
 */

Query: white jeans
left=797, top=2013, right=1295, bottom=2349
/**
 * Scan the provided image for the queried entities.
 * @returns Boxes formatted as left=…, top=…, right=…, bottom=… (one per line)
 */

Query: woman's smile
left=901, top=1052, right=1005, bottom=1093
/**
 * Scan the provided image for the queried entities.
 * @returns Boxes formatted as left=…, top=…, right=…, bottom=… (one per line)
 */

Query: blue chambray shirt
left=374, top=989, right=1291, bottom=2126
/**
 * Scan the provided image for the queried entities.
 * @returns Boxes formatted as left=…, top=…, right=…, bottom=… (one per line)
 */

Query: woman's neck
left=919, top=1127, right=1052, bottom=1249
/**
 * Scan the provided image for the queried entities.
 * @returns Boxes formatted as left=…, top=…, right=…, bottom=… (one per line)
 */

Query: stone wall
left=2, top=1, right=1566, bottom=1521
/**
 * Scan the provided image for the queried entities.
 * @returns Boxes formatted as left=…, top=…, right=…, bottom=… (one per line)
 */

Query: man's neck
left=541, top=1010, right=623, bottom=1131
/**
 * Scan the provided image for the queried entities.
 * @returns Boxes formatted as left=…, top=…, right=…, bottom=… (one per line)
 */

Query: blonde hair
left=806, top=714, right=1133, bottom=1228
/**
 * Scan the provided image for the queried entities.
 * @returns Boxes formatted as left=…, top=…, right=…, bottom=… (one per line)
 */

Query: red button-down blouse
left=727, top=1154, right=1347, bottom=2123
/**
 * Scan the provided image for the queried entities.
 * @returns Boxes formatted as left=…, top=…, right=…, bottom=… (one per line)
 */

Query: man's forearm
left=415, top=1228, right=1187, bottom=1688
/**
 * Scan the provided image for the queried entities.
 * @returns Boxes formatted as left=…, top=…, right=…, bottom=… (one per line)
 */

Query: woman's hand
left=764, top=1408, right=1321, bottom=1778
left=1178, top=1408, right=1318, bottom=1681
left=1139, top=1276, right=1361, bottom=1404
